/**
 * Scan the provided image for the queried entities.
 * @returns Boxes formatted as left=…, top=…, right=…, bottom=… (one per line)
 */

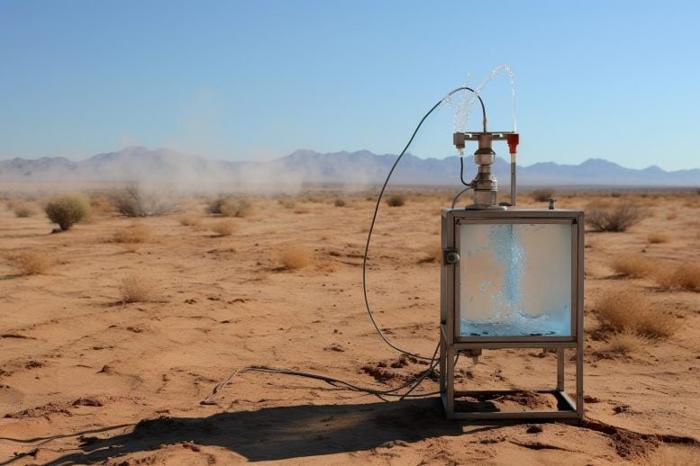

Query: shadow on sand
left=44, top=398, right=498, bottom=464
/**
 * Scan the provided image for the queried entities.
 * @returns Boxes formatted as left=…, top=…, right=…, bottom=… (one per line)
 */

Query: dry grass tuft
left=596, top=290, right=676, bottom=339
left=278, top=198, right=296, bottom=209
left=112, top=224, right=152, bottom=244
left=653, top=263, right=700, bottom=292
left=209, top=197, right=253, bottom=218
left=6, top=251, right=52, bottom=276
left=210, top=220, right=236, bottom=237
left=647, top=232, right=670, bottom=244
left=386, top=194, right=406, bottom=207
left=178, top=214, right=201, bottom=227
left=334, top=198, right=346, bottom=207
left=13, top=203, right=35, bottom=218
left=585, top=201, right=644, bottom=232
left=611, top=255, right=655, bottom=278
left=279, top=245, right=313, bottom=270
left=120, top=275, right=158, bottom=303
left=605, top=331, right=645, bottom=355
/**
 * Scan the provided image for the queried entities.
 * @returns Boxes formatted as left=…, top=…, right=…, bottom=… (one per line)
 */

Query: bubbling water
left=459, top=223, right=572, bottom=337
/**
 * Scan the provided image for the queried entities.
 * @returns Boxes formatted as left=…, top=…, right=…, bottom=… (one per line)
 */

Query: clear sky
left=1, top=0, right=698, bottom=169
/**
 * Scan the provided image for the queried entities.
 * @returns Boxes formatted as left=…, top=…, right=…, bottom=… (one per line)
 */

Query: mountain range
left=0, top=146, right=697, bottom=187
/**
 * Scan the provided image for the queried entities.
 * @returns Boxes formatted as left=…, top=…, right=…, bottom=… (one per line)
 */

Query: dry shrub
left=279, top=245, right=313, bottom=270
left=596, top=290, right=676, bottom=339
left=120, top=275, right=158, bottom=303
left=647, top=232, right=670, bottom=244
left=113, top=186, right=176, bottom=217
left=653, top=263, right=700, bottom=291
left=666, top=211, right=678, bottom=220
left=6, top=251, right=52, bottom=276
left=210, top=220, right=236, bottom=237
left=293, top=206, right=310, bottom=214
left=45, top=193, right=91, bottom=231
left=178, top=214, right=201, bottom=227
left=386, top=194, right=406, bottom=207
left=605, top=331, right=644, bottom=355
left=209, top=197, right=253, bottom=218
left=112, top=224, right=151, bottom=243
left=13, top=203, right=35, bottom=218
left=585, top=201, right=644, bottom=232
left=611, top=255, right=655, bottom=278
left=531, top=188, right=555, bottom=202
left=334, top=198, right=346, bottom=207
left=278, top=198, right=296, bottom=209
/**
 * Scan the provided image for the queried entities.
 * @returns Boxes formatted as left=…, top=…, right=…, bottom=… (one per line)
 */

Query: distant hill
left=1, top=146, right=698, bottom=187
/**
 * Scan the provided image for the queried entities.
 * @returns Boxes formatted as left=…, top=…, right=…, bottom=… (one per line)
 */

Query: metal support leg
left=557, top=348, right=565, bottom=391
left=439, top=333, right=446, bottom=393
left=576, top=345, right=584, bottom=417
left=445, top=346, right=456, bottom=418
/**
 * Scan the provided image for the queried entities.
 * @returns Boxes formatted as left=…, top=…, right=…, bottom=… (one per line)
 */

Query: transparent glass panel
left=458, top=222, right=572, bottom=337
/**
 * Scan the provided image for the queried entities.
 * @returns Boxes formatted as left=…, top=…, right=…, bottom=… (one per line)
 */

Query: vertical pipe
left=510, top=154, right=517, bottom=206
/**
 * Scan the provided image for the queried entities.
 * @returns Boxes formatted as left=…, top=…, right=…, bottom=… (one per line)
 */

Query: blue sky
left=1, top=1, right=698, bottom=169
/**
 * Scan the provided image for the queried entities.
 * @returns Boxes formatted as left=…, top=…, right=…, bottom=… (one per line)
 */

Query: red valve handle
left=507, top=133, right=519, bottom=155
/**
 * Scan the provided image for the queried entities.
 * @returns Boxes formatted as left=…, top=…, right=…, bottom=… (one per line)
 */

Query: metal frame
left=440, top=208, right=584, bottom=421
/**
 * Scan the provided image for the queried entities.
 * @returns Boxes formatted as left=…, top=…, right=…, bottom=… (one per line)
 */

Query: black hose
left=362, top=86, right=486, bottom=361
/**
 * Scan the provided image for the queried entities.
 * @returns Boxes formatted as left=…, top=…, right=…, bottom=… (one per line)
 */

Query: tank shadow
left=44, top=398, right=496, bottom=464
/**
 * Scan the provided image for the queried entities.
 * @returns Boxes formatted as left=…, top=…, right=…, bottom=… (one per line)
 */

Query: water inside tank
left=459, top=222, right=572, bottom=337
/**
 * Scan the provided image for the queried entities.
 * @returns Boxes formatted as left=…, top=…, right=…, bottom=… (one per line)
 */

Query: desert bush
left=334, top=198, right=346, bottom=207
left=178, top=214, right=201, bottom=227
left=13, top=203, right=34, bottom=218
left=611, top=255, right=655, bottom=278
left=113, top=186, right=175, bottom=217
left=531, top=188, right=554, bottom=202
left=278, top=198, right=296, bottom=209
left=595, top=290, right=676, bottom=339
left=605, top=331, right=644, bottom=355
left=120, top=274, right=158, bottom=303
left=653, top=263, right=700, bottom=292
left=279, top=245, right=313, bottom=270
left=44, top=193, right=91, bottom=231
left=6, top=251, right=52, bottom=275
left=112, top=224, right=151, bottom=243
left=210, top=220, right=236, bottom=237
left=386, top=194, right=406, bottom=207
left=585, top=202, right=644, bottom=232
left=208, top=197, right=253, bottom=218
left=647, top=233, right=670, bottom=244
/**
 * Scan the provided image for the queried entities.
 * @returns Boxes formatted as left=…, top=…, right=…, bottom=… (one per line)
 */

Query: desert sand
left=1, top=187, right=699, bottom=465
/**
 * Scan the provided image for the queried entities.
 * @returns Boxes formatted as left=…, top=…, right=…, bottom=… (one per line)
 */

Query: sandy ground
left=0, top=188, right=699, bottom=465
